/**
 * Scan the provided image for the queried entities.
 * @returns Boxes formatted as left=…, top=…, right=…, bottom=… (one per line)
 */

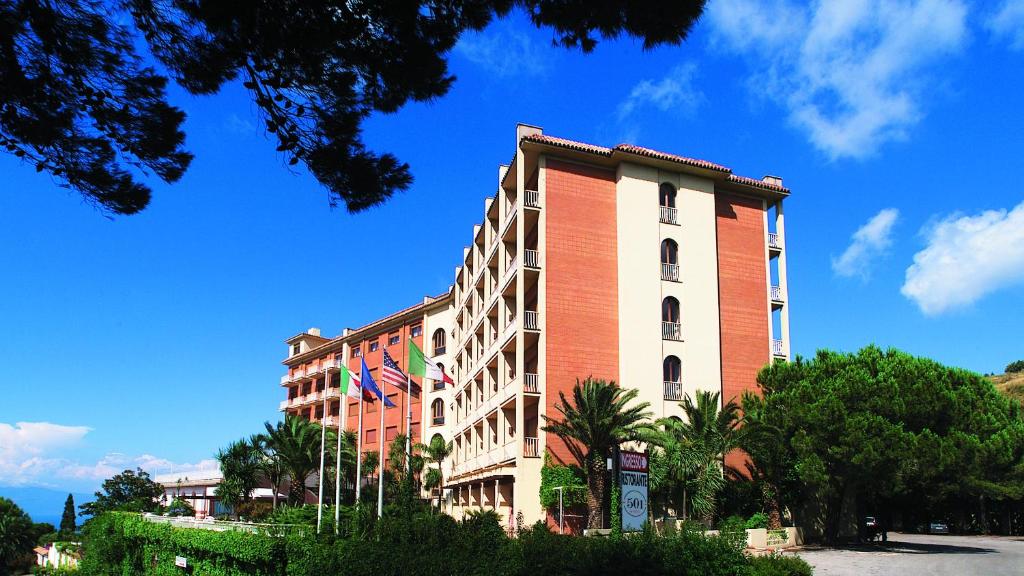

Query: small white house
left=34, top=543, right=80, bottom=569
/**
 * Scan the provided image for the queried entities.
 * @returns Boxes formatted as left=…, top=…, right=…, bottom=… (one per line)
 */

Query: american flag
left=381, top=348, right=409, bottom=392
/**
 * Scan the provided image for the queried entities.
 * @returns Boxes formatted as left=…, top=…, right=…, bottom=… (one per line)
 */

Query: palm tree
left=253, top=433, right=286, bottom=509
left=653, top=390, right=743, bottom=526
left=418, top=434, right=453, bottom=510
left=215, top=436, right=262, bottom=517
left=738, top=391, right=789, bottom=529
left=541, top=377, right=653, bottom=529
left=262, top=416, right=333, bottom=505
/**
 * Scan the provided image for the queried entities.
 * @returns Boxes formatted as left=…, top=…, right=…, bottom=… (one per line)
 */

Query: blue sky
left=2, top=1, right=1024, bottom=495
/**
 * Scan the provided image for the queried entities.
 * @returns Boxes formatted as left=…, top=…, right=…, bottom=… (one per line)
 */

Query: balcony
left=322, top=415, right=339, bottom=427
left=772, top=339, right=786, bottom=357
left=524, top=249, right=540, bottom=269
left=663, top=381, right=683, bottom=401
left=662, top=321, right=682, bottom=341
left=524, top=373, right=539, bottom=393
left=768, top=232, right=782, bottom=251
left=525, top=310, right=539, bottom=331
left=660, top=205, right=678, bottom=225
left=525, top=189, right=541, bottom=208
left=771, top=285, right=784, bottom=307
left=278, top=399, right=289, bottom=411
left=280, top=374, right=291, bottom=385
left=524, top=437, right=539, bottom=458
left=661, top=263, right=679, bottom=282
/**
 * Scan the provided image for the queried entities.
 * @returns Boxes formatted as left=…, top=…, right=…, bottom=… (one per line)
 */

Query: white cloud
left=617, top=63, right=703, bottom=123
left=988, top=0, right=1024, bottom=49
left=455, top=28, right=549, bottom=78
left=705, top=0, right=968, bottom=159
left=832, top=208, right=900, bottom=279
left=902, top=201, right=1024, bottom=315
left=0, top=421, right=218, bottom=490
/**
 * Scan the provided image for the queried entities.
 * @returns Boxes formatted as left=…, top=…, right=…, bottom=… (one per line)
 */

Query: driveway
left=796, top=533, right=1024, bottom=576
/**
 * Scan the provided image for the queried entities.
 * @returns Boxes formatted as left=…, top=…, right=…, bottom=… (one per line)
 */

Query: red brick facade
left=715, top=192, right=770, bottom=405
left=543, top=159, right=620, bottom=466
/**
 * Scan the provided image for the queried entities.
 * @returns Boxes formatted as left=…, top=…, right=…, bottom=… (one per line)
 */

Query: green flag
left=409, top=340, right=442, bottom=380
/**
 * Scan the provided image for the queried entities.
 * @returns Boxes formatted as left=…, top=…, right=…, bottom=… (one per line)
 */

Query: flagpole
left=316, top=366, right=328, bottom=533
left=333, top=365, right=342, bottom=533
left=355, top=375, right=364, bottom=505
left=377, top=381, right=386, bottom=518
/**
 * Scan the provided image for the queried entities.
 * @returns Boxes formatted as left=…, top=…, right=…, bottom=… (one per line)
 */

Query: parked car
left=862, top=516, right=882, bottom=541
left=929, top=521, right=950, bottom=534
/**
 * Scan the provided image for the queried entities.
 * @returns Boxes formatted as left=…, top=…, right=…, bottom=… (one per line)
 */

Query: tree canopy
left=1, top=0, right=707, bottom=215
left=754, top=346, right=1024, bottom=542
left=59, top=493, right=76, bottom=535
left=79, top=467, right=164, bottom=516
left=0, top=497, right=34, bottom=576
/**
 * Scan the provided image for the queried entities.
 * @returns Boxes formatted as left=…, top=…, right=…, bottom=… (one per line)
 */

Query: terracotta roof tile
left=613, top=144, right=730, bottom=173
left=727, top=174, right=790, bottom=193
left=522, top=133, right=787, bottom=194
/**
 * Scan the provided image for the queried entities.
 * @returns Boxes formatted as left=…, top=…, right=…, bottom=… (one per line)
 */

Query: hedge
left=81, top=512, right=812, bottom=576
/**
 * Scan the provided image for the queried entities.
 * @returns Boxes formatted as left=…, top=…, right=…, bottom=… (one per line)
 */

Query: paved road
left=797, top=533, right=1024, bottom=576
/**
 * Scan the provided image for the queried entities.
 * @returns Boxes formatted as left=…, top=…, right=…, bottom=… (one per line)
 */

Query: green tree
left=166, top=498, right=196, bottom=517
left=541, top=377, right=653, bottom=529
left=79, top=467, right=164, bottom=516
left=0, top=497, right=35, bottom=576
left=739, top=390, right=801, bottom=530
left=253, top=433, right=287, bottom=510
left=1006, top=360, right=1024, bottom=373
left=215, top=435, right=263, bottom=516
left=419, top=434, right=453, bottom=510
left=651, top=390, right=744, bottom=526
left=0, top=1, right=707, bottom=215
left=59, top=493, right=76, bottom=536
left=262, top=416, right=332, bottom=505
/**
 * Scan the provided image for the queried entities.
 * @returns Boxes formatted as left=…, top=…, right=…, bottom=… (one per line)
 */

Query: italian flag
left=339, top=365, right=362, bottom=399
left=409, top=340, right=446, bottom=382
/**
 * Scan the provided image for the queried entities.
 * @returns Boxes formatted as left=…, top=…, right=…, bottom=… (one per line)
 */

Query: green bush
left=716, top=515, right=749, bottom=552
left=82, top=511, right=806, bottom=576
left=1006, top=360, right=1024, bottom=373
left=746, top=512, right=770, bottom=530
left=747, top=554, right=813, bottom=576
left=166, top=498, right=195, bottom=518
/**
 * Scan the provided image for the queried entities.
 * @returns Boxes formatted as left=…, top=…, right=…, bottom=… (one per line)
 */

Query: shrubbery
left=1006, top=360, right=1024, bottom=374
left=165, top=498, right=195, bottom=518
left=80, top=511, right=814, bottom=576
left=747, top=555, right=813, bottom=576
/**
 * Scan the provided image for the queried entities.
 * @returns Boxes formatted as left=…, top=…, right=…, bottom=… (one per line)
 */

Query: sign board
left=175, top=556, right=187, bottom=568
left=619, top=450, right=649, bottom=532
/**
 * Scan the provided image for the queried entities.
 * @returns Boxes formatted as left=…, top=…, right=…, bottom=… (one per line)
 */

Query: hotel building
left=277, top=123, right=790, bottom=530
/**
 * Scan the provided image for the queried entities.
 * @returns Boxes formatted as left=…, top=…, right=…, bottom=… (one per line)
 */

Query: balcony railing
left=660, top=205, right=678, bottom=224
left=771, top=285, right=783, bottom=302
left=772, top=339, right=785, bottom=357
left=432, top=416, right=445, bottom=426
left=280, top=375, right=290, bottom=385
left=278, top=399, right=289, bottom=411
left=768, top=232, right=781, bottom=250
left=524, top=437, right=539, bottom=458
left=662, top=321, right=682, bottom=341
left=525, top=310, right=539, bottom=331
left=524, top=249, right=540, bottom=268
left=322, top=415, right=339, bottom=427
left=661, top=263, right=679, bottom=281
left=524, top=373, right=539, bottom=393
left=663, top=381, right=683, bottom=401
left=525, top=190, right=540, bottom=208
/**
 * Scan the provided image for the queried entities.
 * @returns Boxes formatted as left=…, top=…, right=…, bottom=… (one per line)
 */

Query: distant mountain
left=0, top=485, right=94, bottom=527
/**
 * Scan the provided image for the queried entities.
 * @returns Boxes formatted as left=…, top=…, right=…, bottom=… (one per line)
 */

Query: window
left=315, top=377, right=325, bottom=391
left=291, top=343, right=301, bottom=356
left=367, top=400, right=377, bottom=413
left=352, top=347, right=362, bottom=358
left=348, top=403, right=358, bottom=417
left=366, top=429, right=377, bottom=443
left=433, top=363, right=446, bottom=390
left=663, top=356, right=681, bottom=382
left=431, top=399, right=445, bottom=425
left=432, top=328, right=446, bottom=355
left=388, top=333, right=400, bottom=346
left=662, top=296, right=680, bottom=323
left=387, top=393, right=398, bottom=406
left=659, top=183, right=677, bottom=208
left=329, top=373, right=340, bottom=388
left=386, top=426, right=398, bottom=441
left=410, top=325, right=423, bottom=338
left=369, top=341, right=379, bottom=352
left=661, top=239, right=678, bottom=265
